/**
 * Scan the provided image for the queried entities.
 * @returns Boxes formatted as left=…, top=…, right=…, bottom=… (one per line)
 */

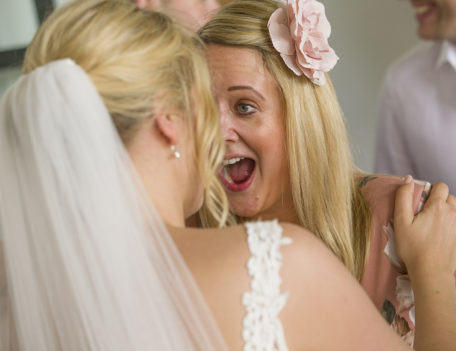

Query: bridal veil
left=0, top=58, right=227, bottom=350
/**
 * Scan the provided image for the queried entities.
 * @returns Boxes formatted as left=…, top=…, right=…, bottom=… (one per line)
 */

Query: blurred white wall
left=324, top=0, right=419, bottom=171
left=0, top=0, right=71, bottom=97
left=0, top=0, right=419, bottom=171
left=0, top=0, right=39, bottom=50
left=0, top=0, right=39, bottom=97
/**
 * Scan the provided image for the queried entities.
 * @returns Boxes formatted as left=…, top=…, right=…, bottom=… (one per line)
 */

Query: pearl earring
left=170, top=145, right=181, bottom=159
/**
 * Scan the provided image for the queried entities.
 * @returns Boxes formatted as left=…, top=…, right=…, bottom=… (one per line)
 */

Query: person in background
left=375, top=0, right=456, bottom=193
left=133, top=0, right=220, bottom=30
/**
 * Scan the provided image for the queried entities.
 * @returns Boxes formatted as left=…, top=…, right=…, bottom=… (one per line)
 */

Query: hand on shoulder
left=394, top=178, right=456, bottom=280
left=394, top=178, right=456, bottom=351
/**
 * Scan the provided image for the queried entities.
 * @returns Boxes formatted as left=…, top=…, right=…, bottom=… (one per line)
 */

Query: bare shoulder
left=173, top=221, right=338, bottom=349
left=277, top=223, right=409, bottom=350
left=279, top=222, right=347, bottom=277
left=280, top=222, right=325, bottom=252
left=180, top=221, right=331, bottom=277
left=279, top=222, right=358, bottom=298
left=173, top=222, right=410, bottom=350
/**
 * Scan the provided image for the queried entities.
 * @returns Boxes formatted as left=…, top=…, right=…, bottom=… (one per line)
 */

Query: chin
left=417, top=19, right=440, bottom=39
left=418, top=28, right=437, bottom=39
left=229, top=200, right=262, bottom=219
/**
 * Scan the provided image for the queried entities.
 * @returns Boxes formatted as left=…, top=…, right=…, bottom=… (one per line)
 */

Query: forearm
left=412, top=272, right=456, bottom=351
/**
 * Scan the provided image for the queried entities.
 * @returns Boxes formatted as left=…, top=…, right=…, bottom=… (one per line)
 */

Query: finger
left=423, top=182, right=449, bottom=210
left=394, top=176, right=415, bottom=229
left=447, top=194, right=456, bottom=207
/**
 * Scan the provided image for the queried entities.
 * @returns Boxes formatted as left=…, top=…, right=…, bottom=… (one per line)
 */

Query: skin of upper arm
left=278, top=223, right=411, bottom=351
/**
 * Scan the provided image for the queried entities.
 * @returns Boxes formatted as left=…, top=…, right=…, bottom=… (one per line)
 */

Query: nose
left=219, top=108, right=239, bottom=142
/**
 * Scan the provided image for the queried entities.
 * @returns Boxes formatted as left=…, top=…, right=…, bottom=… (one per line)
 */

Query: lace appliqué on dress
left=242, top=220, right=292, bottom=351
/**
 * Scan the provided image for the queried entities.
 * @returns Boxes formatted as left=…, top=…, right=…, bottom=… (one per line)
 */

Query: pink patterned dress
left=359, top=175, right=431, bottom=346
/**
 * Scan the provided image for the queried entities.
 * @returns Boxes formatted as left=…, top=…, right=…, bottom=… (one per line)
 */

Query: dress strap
left=242, top=220, right=292, bottom=351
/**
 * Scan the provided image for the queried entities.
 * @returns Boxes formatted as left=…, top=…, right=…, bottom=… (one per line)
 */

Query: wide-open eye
left=236, top=103, right=256, bottom=115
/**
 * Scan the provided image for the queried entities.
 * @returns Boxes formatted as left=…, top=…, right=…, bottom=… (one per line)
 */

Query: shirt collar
left=436, top=40, right=456, bottom=71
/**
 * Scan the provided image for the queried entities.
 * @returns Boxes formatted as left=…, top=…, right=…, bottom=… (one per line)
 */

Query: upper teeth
left=223, top=157, right=244, bottom=166
left=415, top=5, right=431, bottom=14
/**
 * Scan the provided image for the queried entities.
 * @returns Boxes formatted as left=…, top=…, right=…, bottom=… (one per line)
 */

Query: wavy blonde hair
left=24, top=0, right=229, bottom=226
left=199, top=0, right=371, bottom=279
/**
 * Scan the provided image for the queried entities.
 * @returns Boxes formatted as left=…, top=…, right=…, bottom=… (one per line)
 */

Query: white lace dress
left=242, top=220, right=292, bottom=351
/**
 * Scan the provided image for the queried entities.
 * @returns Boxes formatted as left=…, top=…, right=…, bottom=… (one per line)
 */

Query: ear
left=154, top=113, right=180, bottom=146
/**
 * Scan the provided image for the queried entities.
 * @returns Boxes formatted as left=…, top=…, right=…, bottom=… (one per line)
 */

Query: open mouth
left=412, top=2, right=436, bottom=21
left=219, top=157, right=256, bottom=192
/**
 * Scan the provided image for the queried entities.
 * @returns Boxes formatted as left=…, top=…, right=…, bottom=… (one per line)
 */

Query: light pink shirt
left=375, top=41, right=456, bottom=193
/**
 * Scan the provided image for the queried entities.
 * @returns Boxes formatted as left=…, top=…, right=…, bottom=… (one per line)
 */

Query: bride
left=1, top=0, right=455, bottom=350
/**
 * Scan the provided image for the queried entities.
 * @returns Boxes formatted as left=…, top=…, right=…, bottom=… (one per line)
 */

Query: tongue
left=229, top=158, right=255, bottom=184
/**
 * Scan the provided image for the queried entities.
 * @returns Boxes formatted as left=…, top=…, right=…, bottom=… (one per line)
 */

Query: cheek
left=444, top=3, right=456, bottom=32
left=258, top=129, right=289, bottom=183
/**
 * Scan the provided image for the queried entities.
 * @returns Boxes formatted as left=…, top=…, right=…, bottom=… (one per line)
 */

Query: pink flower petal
left=270, top=0, right=338, bottom=85
left=268, top=8, right=296, bottom=55
left=310, top=70, right=326, bottom=86
left=281, top=54, right=302, bottom=76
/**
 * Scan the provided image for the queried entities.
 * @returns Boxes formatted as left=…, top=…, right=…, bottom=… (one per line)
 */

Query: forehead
left=205, top=45, right=278, bottom=92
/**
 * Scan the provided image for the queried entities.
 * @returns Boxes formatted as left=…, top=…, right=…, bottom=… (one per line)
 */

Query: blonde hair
left=199, top=0, right=371, bottom=279
left=24, top=0, right=228, bottom=226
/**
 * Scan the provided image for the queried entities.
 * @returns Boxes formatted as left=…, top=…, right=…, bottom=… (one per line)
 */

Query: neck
left=252, top=209, right=299, bottom=225
left=148, top=181, right=186, bottom=228
left=243, top=197, right=299, bottom=225
left=127, top=129, right=187, bottom=228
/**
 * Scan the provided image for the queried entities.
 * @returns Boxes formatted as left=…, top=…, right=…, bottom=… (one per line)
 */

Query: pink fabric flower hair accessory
left=268, top=0, right=339, bottom=86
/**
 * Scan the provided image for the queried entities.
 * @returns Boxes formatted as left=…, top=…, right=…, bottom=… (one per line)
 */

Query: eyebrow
left=227, top=86, right=266, bottom=101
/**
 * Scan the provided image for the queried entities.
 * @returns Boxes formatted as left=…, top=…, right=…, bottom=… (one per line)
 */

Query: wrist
left=409, top=269, right=456, bottom=295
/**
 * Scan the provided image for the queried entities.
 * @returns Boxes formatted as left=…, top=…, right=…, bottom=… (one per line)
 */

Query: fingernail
left=403, top=175, right=413, bottom=184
